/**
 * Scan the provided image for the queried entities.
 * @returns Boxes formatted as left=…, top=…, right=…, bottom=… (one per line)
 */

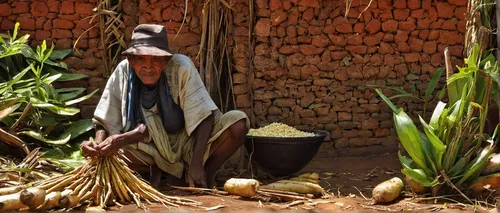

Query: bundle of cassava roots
left=0, top=156, right=201, bottom=211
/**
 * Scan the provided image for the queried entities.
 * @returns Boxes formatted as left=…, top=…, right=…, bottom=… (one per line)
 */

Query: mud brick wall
left=232, top=0, right=466, bottom=156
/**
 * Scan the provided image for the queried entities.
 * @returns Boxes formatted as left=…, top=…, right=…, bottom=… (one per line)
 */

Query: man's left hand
left=187, top=164, right=207, bottom=188
left=96, top=135, right=123, bottom=156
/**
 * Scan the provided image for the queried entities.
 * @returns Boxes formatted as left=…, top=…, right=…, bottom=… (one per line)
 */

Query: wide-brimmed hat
left=122, top=24, right=173, bottom=56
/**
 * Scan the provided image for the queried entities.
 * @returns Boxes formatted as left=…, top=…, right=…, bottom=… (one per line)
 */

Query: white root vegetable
left=405, top=175, right=425, bottom=194
left=37, top=191, right=61, bottom=210
left=59, top=189, right=79, bottom=209
left=223, top=178, right=260, bottom=197
left=298, top=172, right=319, bottom=181
left=0, top=186, right=25, bottom=196
left=0, top=187, right=46, bottom=211
left=20, top=187, right=47, bottom=209
left=86, top=206, right=106, bottom=212
left=260, top=180, right=324, bottom=195
left=372, top=177, right=404, bottom=203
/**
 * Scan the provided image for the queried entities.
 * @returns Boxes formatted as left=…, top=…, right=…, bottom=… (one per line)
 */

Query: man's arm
left=96, top=123, right=149, bottom=156
left=188, top=112, right=215, bottom=187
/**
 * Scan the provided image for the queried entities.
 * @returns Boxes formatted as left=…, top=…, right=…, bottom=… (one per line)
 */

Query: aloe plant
left=375, top=43, right=499, bottom=196
left=0, top=22, right=97, bottom=151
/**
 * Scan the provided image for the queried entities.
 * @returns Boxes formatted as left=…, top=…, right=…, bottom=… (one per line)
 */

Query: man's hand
left=80, top=140, right=101, bottom=157
left=187, top=164, right=207, bottom=188
left=96, top=135, right=123, bottom=156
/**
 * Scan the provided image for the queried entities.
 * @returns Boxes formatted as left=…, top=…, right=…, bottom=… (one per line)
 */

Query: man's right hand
left=80, top=140, right=101, bottom=157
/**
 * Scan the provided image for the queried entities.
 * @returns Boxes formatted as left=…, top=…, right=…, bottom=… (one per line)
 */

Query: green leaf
left=458, top=146, right=494, bottom=185
left=448, top=157, right=466, bottom=177
left=425, top=68, right=443, bottom=100
left=55, top=73, right=88, bottom=81
left=399, top=152, right=438, bottom=187
left=394, top=110, right=432, bottom=175
left=42, top=73, right=62, bottom=84
left=31, top=99, right=80, bottom=116
left=430, top=101, right=447, bottom=129
left=18, top=130, right=71, bottom=145
left=0, top=65, right=31, bottom=94
left=59, top=119, right=93, bottom=140
left=49, top=49, right=72, bottom=60
left=419, top=116, right=446, bottom=171
left=374, top=88, right=400, bottom=113
left=56, top=88, right=86, bottom=102
left=38, top=116, right=57, bottom=127
left=64, top=89, right=98, bottom=106
left=12, top=22, right=19, bottom=40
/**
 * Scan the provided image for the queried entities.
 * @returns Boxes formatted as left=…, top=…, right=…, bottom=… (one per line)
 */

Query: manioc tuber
left=0, top=186, right=25, bottom=196
left=37, top=191, right=61, bottom=210
left=481, top=153, right=500, bottom=175
left=405, top=175, right=425, bottom=194
left=223, top=178, right=260, bottom=197
left=260, top=180, right=324, bottom=195
left=86, top=206, right=107, bottom=212
left=59, top=189, right=79, bottom=209
left=372, top=177, right=404, bottom=203
left=0, top=187, right=46, bottom=211
left=298, top=172, right=319, bottom=181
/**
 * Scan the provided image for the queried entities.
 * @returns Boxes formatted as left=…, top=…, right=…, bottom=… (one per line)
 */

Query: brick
left=458, top=20, right=466, bottom=33
left=298, top=0, right=320, bottom=8
left=384, top=54, right=403, bottom=66
left=437, top=2, right=456, bottom=18
left=256, top=0, right=269, bottom=8
left=411, top=9, right=425, bottom=19
left=455, top=6, right=466, bottom=20
left=311, top=35, right=330, bottom=47
left=397, top=42, right=410, bottom=53
left=378, top=0, right=391, bottom=10
left=419, top=29, right=429, bottom=40
left=346, top=45, right=367, bottom=54
left=302, top=8, right=314, bottom=22
left=43, top=20, right=52, bottom=31
left=442, top=19, right=457, bottom=30
left=428, top=30, right=440, bottom=40
left=404, top=53, right=420, bottom=62
left=408, top=0, right=421, bottom=9
left=331, top=51, right=349, bottom=60
left=379, top=42, right=394, bottom=54
left=363, top=32, right=383, bottom=46
left=75, top=3, right=94, bottom=15
left=61, top=1, right=74, bottom=15
left=353, top=23, right=364, bottom=33
left=366, top=19, right=381, bottom=34
left=31, top=1, right=49, bottom=17
left=271, top=10, right=287, bottom=26
left=383, top=33, right=394, bottom=42
left=399, top=21, right=416, bottom=31
left=394, top=9, right=410, bottom=21
left=17, top=17, right=35, bottom=30
left=300, top=45, right=323, bottom=55
left=393, top=0, right=406, bottom=8
left=167, top=33, right=200, bottom=47
left=236, top=94, right=251, bottom=108
left=336, top=23, right=353, bottom=33
left=0, top=4, right=12, bottom=16
left=423, top=41, right=437, bottom=54
left=269, top=0, right=282, bottom=10
left=233, top=74, right=247, bottom=84
left=449, top=0, right=467, bottom=6
left=255, top=19, right=271, bottom=37
left=394, top=30, right=408, bottom=42
left=55, top=39, right=72, bottom=49
left=53, top=19, right=74, bottom=29
left=13, top=2, right=30, bottom=14
left=417, top=19, right=431, bottom=29
left=347, top=34, right=362, bottom=45
left=382, top=20, right=398, bottom=32
left=409, top=38, right=424, bottom=52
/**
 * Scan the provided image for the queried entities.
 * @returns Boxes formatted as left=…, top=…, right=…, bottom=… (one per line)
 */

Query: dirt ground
left=105, top=152, right=499, bottom=212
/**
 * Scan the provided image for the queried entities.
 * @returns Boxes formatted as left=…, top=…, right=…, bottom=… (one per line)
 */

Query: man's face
left=128, top=55, right=170, bottom=86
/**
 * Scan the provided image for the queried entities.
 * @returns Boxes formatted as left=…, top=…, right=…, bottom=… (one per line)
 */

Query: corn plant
left=375, top=44, right=499, bottom=196
left=0, top=23, right=98, bottom=154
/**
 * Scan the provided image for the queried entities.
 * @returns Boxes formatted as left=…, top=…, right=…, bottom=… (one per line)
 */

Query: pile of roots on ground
left=0, top=156, right=202, bottom=211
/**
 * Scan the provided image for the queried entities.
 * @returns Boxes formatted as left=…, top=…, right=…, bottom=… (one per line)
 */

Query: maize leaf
left=393, top=110, right=432, bottom=176
left=458, top=146, right=493, bottom=185
left=399, top=152, right=438, bottom=187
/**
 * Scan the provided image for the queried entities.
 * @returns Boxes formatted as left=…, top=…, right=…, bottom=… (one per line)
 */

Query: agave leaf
left=18, top=130, right=71, bottom=145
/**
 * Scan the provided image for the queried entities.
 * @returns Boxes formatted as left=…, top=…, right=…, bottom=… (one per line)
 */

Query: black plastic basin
left=244, top=130, right=328, bottom=177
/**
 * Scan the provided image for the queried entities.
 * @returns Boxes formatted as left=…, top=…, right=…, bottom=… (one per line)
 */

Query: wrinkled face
left=128, top=55, right=170, bottom=86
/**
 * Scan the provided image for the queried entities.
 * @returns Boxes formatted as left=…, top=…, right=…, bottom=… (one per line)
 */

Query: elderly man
left=80, top=24, right=249, bottom=189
